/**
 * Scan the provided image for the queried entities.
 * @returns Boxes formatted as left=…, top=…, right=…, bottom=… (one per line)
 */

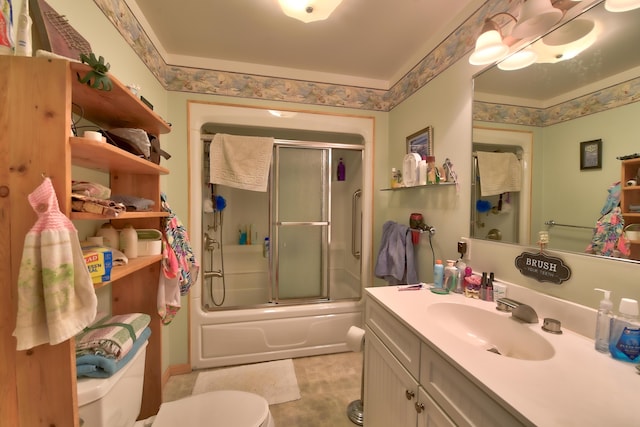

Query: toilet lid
left=152, top=390, right=270, bottom=427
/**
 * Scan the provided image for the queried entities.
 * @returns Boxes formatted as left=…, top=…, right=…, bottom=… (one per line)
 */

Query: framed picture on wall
left=406, top=126, right=433, bottom=159
left=580, top=139, right=602, bottom=170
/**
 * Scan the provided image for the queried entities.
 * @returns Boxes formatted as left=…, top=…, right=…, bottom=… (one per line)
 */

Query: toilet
left=77, top=341, right=275, bottom=427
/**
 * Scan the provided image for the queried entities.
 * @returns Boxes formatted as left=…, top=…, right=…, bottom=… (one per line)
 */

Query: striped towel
left=75, top=313, right=150, bottom=360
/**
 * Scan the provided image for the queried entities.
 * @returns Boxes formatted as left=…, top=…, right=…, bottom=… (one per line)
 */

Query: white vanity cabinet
left=364, top=295, right=527, bottom=427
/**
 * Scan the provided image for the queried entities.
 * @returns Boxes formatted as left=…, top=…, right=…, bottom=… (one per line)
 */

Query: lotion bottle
left=609, top=298, right=640, bottom=363
left=433, top=259, right=444, bottom=288
left=594, top=288, right=613, bottom=353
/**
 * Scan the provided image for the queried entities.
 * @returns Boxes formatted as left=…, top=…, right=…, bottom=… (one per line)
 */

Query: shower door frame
left=270, top=140, right=363, bottom=305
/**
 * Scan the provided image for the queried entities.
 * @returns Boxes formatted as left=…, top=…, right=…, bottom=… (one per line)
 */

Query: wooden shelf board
left=71, top=137, right=169, bottom=175
left=71, top=211, right=169, bottom=221
left=94, top=255, right=163, bottom=290
left=70, top=62, right=171, bottom=135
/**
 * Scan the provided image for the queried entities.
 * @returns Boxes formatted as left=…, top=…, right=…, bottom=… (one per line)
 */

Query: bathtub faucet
left=204, top=269, right=223, bottom=279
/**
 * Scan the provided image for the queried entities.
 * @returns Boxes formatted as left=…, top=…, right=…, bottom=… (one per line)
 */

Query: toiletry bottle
left=337, top=158, right=346, bottom=181
left=418, top=159, right=427, bottom=186
left=454, top=259, right=465, bottom=294
left=443, top=260, right=458, bottom=293
left=96, top=223, right=119, bottom=250
left=14, top=0, right=30, bottom=56
left=480, top=272, right=487, bottom=300
left=263, top=237, right=270, bottom=258
left=120, top=224, right=138, bottom=259
left=391, top=168, right=399, bottom=188
left=609, top=298, right=640, bottom=363
left=594, top=288, right=613, bottom=353
left=433, top=259, right=444, bottom=288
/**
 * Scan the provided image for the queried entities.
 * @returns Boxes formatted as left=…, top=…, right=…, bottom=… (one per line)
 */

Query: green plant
left=77, top=53, right=112, bottom=91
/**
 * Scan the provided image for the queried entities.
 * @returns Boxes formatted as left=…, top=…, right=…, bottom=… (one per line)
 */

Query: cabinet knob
left=414, top=402, right=424, bottom=413
left=405, top=390, right=415, bottom=400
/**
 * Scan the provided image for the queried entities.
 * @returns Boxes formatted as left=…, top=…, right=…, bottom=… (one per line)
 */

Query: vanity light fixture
left=497, top=48, right=538, bottom=70
left=469, top=13, right=517, bottom=66
left=277, top=0, right=343, bottom=23
left=511, top=0, right=563, bottom=39
left=532, top=18, right=597, bottom=63
left=605, top=0, right=640, bottom=12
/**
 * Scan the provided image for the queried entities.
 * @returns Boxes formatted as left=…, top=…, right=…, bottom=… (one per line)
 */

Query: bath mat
left=191, top=359, right=301, bottom=405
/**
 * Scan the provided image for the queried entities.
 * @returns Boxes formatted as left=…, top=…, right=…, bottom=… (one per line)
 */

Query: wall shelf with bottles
left=380, top=182, right=456, bottom=191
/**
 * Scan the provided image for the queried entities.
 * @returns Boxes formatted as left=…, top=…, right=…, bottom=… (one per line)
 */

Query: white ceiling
left=127, top=0, right=482, bottom=90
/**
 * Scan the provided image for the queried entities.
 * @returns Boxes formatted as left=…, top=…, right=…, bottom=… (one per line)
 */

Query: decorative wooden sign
left=514, top=251, right=571, bottom=284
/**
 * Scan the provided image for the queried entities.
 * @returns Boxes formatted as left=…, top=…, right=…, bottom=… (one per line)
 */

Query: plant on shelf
left=77, top=53, right=112, bottom=91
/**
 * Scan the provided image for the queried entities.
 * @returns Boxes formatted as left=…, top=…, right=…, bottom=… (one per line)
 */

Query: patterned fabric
left=585, top=207, right=630, bottom=258
left=158, top=193, right=199, bottom=324
left=75, top=313, right=151, bottom=360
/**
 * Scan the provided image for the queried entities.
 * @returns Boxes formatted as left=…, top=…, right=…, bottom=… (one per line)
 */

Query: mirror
left=472, top=0, right=640, bottom=262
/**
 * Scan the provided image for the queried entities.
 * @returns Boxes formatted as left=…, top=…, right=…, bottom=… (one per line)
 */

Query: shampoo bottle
left=337, top=158, right=346, bottom=181
left=594, top=288, right=613, bottom=353
left=443, top=260, right=458, bottom=292
left=433, top=259, right=444, bottom=288
left=609, top=298, right=640, bottom=363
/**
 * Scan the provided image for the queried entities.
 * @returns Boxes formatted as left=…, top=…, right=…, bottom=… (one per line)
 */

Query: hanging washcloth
left=476, top=152, right=522, bottom=197
left=13, top=178, right=97, bottom=350
left=374, top=221, right=418, bottom=285
left=209, top=133, right=274, bottom=192
left=158, top=192, right=199, bottom=325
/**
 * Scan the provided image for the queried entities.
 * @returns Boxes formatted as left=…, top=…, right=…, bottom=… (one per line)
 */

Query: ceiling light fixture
left=605, top=0, right=640, bottom=12
left=277, top=0, right=343, bottom=23
left=469, top=13, right=517, bottom=66
left=511, top=0, right=563, bottom=39
left=532, top=18, right=597, bottom=63
left=497, top=48, right=538, bottom=70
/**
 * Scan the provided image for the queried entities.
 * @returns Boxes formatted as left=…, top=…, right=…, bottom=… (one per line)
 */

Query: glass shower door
left=272, top=146, right=329, bottom=301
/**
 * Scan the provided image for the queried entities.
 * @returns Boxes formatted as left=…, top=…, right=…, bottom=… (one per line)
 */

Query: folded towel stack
left=76, top=313, right=150, bottom=360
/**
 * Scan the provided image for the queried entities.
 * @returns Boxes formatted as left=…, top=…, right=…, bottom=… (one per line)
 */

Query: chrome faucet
left=496, top=298, right=539, bottom=323
left=204, top=232, right=220, bottom=251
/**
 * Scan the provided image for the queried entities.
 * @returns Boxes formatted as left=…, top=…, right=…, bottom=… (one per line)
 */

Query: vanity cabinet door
left=417, top=386, right=456, bottom=427
left=364, top=330, right=418, bottom=427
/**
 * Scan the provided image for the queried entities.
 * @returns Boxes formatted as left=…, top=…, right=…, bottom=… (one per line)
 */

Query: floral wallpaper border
left=474, top=75, right=640, bottom=127
left=93, top=0, right=637, bottom=119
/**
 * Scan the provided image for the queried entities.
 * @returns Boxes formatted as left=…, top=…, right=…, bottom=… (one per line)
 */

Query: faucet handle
left=496, top=297, right=521, bottom=312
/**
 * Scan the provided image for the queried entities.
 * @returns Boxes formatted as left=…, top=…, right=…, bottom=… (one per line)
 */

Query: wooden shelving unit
left=621, top=157, right=640, bottom=260
left=1, top=56, right=170, bottom=426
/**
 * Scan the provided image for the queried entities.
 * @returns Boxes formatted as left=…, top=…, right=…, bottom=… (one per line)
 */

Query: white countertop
left=365, top=286, right=639, bottom=427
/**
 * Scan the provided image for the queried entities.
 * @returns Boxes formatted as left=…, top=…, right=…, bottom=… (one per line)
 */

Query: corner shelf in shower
left=380, top=182, right=456, bottom=191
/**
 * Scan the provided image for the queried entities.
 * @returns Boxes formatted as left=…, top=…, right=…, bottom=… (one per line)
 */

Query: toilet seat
left=151, top=390, right=274, bottom=427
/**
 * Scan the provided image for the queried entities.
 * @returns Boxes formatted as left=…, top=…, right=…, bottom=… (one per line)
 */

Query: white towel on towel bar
left=476, top=151, right=522, bottom=197
left=209, top=134, right=274, bottom=192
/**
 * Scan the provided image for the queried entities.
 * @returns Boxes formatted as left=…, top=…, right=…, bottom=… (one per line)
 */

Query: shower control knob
left=405, top=390, right=415, bottom=400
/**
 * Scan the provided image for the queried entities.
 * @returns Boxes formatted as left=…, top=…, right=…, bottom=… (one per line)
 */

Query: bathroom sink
left=427, top=303, right=555, bottom=361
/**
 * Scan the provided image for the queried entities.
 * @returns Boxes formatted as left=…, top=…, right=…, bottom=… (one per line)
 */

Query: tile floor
left=163, top=351, right=363, bottom=427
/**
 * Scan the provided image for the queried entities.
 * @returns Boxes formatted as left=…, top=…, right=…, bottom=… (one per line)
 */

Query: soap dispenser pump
left=594, top=288, right=613, bottom=353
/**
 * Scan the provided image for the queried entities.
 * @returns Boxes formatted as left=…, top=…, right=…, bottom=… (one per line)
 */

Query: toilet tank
left=77, top=341, right=148, bottom=427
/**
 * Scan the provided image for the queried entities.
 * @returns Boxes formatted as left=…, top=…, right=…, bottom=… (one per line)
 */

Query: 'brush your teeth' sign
left=515, top=251, right=571, bottom=284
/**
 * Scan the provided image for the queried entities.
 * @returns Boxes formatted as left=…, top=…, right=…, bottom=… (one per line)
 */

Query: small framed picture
left=580, top=139, right=602, bottom=170
left=406, top=126, right=433, bottom=159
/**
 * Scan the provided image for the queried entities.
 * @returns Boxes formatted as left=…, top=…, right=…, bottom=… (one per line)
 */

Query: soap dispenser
left=609, top=298, right=640, bottom=363
left=594, top=288, right=613, bottom=353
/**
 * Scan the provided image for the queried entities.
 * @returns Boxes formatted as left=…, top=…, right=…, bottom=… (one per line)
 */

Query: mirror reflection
left=472, top=1, right=640, bottom=262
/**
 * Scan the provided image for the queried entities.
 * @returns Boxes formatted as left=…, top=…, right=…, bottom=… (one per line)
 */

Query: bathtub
left=190, top=297, right=363, bottom=369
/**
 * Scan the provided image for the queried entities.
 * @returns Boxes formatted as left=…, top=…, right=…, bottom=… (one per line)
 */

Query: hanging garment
left=158, top=192, right=199, bottom=324
left=585, top=206, right=630, bottom=258
left=13, top=178, right=97, bottom=350
left=374, top=221, right=418, bottom=285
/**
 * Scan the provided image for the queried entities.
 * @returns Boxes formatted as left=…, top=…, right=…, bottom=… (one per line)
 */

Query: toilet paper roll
left=346, top=326, right=365, bottom=352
